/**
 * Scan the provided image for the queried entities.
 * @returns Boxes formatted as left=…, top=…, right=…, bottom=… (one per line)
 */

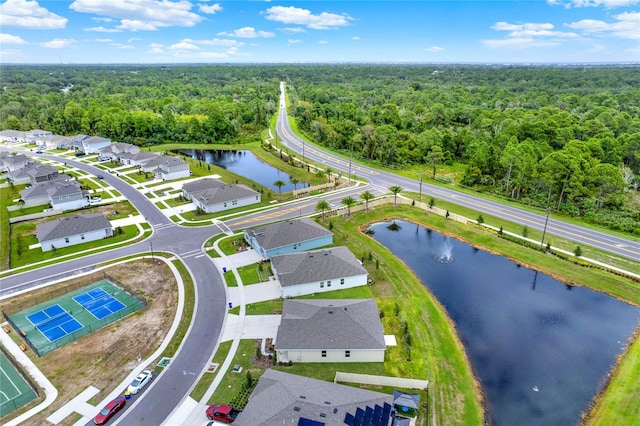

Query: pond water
left=175, top=149, right=307, bottom=193
left=368, top=220, right=639, bottom=426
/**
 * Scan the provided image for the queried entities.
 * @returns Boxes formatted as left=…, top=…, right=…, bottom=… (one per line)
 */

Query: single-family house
left=46, top=135, right=73, bottom=150
left=71, top=134, right=90, bottom=151
left=141, top=155, right=190, bottom=180
left=275, top=299, right=387, bottom=363
left=7, top=163, right=63, bottom=185
left=182, top=178, right=260, bottom=213
left=98, top=142, right=140, bottom=162
left=48, top=182, right=89, bottom=210
left=271, top=246, right=368, bottom=298
left=233, top=369, right=394, bottom=426
left=19, top=179, right=76, bottom=207
left=244, top=217, right=333, bottom=259
left=36, top=213, right=112, bottom=252
left=1, top=153, right=32, bottom=172
left=82, top=136, right=111, bottom=154
left=0, top=130, right=28, bottom=144
left=123, top=151, right=156, bottom=166
left=26, top=129, right=52, bottom=144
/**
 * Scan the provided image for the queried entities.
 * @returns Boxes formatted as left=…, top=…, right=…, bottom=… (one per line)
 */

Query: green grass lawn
left=236, top=263, right=272, bottom=285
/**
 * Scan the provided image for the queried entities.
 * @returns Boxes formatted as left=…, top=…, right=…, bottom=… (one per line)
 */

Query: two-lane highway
left=275, top=83, right=640, bottom=262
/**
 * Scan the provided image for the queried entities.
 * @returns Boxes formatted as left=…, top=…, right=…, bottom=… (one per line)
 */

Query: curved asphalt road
left=275, top=83, right=640, bottom=262
left=1, top=81, right=639, bottom=425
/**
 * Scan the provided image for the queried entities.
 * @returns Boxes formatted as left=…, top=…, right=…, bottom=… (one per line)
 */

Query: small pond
left=174, top=149, right=307, bottom=193
left=368, top=220, right=639, bottom=426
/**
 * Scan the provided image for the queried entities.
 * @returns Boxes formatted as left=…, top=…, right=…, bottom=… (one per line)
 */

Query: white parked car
left=127, top=370, right=152, bottom=394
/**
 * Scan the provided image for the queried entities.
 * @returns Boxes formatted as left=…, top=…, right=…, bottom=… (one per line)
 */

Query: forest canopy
left=1, top=64, right=638, bottom=234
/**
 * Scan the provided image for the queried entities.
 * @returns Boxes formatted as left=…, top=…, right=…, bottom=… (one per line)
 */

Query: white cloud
left=218, top=27, right=275, bottom=38
left=169, top=41, right=200, bottom=50
left=318, top=40, right=328, bottom=44
left=485, top=21, right=580, bottom=49
left=70, top=0, right=203, bottom=31
left=91, top=17, right=113, bottom=23
left=1, top=33, right=27, bottom=44
left=288, top=39, right=302, bottom=44
left=147, top=42, right=164, bottom=54
left=263, top=5, right=353, bottom=30
left=128, top=37, right=142, bottom=42
left=0, top=0, right=67, bottom=29
left=566, top=11, right=640, bottom=39
left=93, top=38, right=113, bottom=42
left=483, top=38, right=560, bottom=48
left=426, top=46, right=444, bottom=52
left=182, top=38, right=243, bottom=47
left=199, top=3, right=222, bottom=14
left=352, top=36, right=360, bottom=40
left=547, top=0, right=639, bottom=8
left=40, top=38, right=76, bottom=49
left=280, top=27, right=307, bottom=33
left=84, top=26, right=123, bottom=33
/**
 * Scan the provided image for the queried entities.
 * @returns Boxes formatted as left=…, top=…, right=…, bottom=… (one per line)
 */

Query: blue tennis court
left=27, top=304, right=83, bottom=342
left=73, top=287, right=126, bottom=320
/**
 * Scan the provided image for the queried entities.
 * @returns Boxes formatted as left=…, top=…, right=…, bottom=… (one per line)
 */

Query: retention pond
left=368, top=220, right=639, bottom=426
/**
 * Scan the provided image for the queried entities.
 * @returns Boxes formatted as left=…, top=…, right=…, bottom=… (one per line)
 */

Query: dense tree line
left=285, top=65, right=640, bottom=234
left=0, top=65, right=282, bottom=145
left=1, top=64, right=638, bottom=233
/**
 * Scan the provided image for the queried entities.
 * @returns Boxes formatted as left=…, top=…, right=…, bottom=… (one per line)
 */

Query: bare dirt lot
left=1, top=259, right=177, bottom=425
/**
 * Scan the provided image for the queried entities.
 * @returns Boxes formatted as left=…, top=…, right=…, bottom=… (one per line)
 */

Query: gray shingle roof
left=275, top=299, right=386, bottom=350
left=271, top=246, right=366, bottom=287
left=234, top=369, right=392, bottom=426
left=20, top=179, right=77, bottom=199
left=83, top=136, right=110, bottom=145
left=247, top=217, right=333, bottom=251
left=184, top=178, right=258, bottom=206
left=36, top=213, right=111, bottom=242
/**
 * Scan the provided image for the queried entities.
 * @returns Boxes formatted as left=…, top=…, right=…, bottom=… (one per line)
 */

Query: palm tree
left=274, top=180, right=285, bottom=194
left=325, top=166, right=334, bottom=183
left=389, top=185, right=403, bottom=206
left=316, top=199, right=330, bottom=220
left=341, top=196, right=356, bottom=216
left=360, top=190, right=374, bottom=212
left=315, top=169, right=325, bottom=185
left=289, top=177, right=300, bottom=191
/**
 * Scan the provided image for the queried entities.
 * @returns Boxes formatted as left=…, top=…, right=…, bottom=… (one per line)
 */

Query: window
left=320, top=281, right=324, bottom=288
left=232, top=200, right=237, bottom=206
left=345, top=351, right=351, bottom=358
left=321, top=350, right=327, bottom=358
left=64, top=237, right=69, bottom=243
left=223, top=203, right=227, bottom=208
left=340, top=278, right=345, bottom=285
left=80, top=234, right=85, bottom=240
left=327, top=280, right=331, bottom=287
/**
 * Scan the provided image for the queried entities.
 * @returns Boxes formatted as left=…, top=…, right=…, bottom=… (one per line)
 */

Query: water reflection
left=369, top=220, right=639, bottom=426
left=174, top=149, right=308, bottom=192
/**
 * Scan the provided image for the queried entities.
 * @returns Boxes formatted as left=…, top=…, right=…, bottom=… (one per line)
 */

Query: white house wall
left=198, top=195, right=261, bottom=213
left=277, top=349, right=385, bottom=363
left=40, top=228, right=112, bottom=252
left=160, top=169, right=190, bottom=181
left=280, top=273, right=368, bottom=298
left=50, top=197, right=89, bottom=211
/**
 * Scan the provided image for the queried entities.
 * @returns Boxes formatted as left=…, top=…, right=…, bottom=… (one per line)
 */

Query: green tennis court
left=7, top=280, right=145, bottom=356
left=0, top=349, right=38, bottom=416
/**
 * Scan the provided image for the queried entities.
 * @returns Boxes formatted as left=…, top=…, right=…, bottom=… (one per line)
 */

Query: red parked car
left=93, top=396, right=126, bottom=425
left=206, top=404, right=241, bottom=423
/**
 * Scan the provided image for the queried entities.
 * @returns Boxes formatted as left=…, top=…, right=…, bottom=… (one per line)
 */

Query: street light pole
left=302, top=139, right=305, bottom=170
left=150, top=241, right=154, bottom=260
left=348, top=151, right=352, bottom=184
left=418, top=172, right=423, bottom=202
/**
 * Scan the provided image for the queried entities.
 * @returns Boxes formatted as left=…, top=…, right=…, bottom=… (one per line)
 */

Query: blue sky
left=1, top=0, right=638, bottom=64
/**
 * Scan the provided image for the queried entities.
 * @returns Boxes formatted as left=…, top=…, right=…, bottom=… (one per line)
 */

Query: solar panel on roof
left=298, top=418, right=325, bottom=426
left=344, top=412, right=355, bottom=425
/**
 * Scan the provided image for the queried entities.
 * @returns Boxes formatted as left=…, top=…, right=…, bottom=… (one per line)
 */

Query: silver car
left=127, top=370, right=152, bottom=395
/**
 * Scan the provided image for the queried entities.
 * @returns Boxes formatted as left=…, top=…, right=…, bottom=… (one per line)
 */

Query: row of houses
left=235, top=218, right=419, bottom=425
left=0, top=129, right=112, bottom=153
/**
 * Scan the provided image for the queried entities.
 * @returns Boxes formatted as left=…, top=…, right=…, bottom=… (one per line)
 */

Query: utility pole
left=540, top=185, right=553, bottom=248
left=418, top=172, right=423, bottom=202
left=348, top=151, right=352, bottom=184
left=302, top=139, right=305, bottom=170
left=150, top=241, right=154, bottom=260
